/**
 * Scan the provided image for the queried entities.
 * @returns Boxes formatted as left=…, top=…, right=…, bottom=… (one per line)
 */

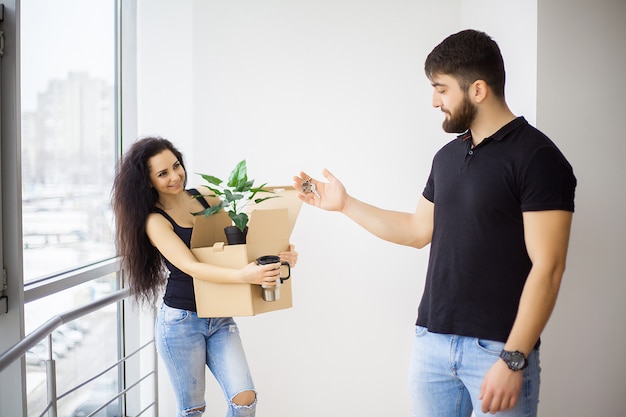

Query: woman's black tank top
left=151, top=189, right=210, bottom=312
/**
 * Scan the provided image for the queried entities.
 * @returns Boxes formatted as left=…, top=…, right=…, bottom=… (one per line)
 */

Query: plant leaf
left=223, top=189, right=245, bottom=202
left=227, top=160, right=248, bottom=189
left=197, top=173, right=223, bottom=186
left=229, top=211, right=249, bottom=232
left=248, top=183, right=273, bottom=200
left=254, top=195, right=280, bottom=204
left=191, top=204, right=226, bottom=217
left=204, top=185, right=224, bottom=196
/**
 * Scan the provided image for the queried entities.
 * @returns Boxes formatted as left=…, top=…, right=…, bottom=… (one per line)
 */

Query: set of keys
left=301, top=178, right=320, bottom=199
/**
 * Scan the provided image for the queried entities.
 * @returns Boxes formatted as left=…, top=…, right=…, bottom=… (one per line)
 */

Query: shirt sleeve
left=520, top=145, right=577, bottom=212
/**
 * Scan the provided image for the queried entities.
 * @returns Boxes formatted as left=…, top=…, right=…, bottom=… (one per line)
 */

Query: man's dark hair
left=424, top=29, right=506, bottom=100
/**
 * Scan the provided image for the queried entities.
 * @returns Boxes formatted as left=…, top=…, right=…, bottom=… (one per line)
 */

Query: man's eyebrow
left=431, top=81, right=447, bottom=87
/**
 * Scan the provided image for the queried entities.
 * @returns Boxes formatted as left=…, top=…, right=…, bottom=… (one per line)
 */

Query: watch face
left=501, top=350, right=527, bottom=371
left=511, top=354, right=524, bottom=368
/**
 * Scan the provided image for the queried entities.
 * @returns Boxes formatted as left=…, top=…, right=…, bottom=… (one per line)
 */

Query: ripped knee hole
left=231, top=390, right=256, bottom=406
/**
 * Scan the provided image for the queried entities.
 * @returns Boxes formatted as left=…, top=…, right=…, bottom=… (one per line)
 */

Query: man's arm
left=479, top=209, right=573, bottom=413
left=342, top=194, right=434, bottom=249
left=505, top=209, right=573, bottom=354
left=295, top=168, right=434, bottom=248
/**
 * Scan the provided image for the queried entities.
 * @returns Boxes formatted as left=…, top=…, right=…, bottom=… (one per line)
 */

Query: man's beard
left=442, top=94, right=477, bottom=134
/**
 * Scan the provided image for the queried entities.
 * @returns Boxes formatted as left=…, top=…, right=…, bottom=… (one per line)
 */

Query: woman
left=112, top=137, right=297, bottom=417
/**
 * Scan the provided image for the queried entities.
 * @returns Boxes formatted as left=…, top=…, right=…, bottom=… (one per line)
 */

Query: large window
left=21, top=0, right=117, bottom=284
left=20, top=1, right=121, bottom=415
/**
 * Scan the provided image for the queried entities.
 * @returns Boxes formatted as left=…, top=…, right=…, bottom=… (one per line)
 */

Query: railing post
left=154, top=329, right=159, bottom=417
left=46, top=335, right=57, bottom=417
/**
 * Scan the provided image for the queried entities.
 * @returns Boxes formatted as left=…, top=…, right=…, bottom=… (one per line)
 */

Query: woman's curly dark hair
left=111, top=137, right=187, bottom=306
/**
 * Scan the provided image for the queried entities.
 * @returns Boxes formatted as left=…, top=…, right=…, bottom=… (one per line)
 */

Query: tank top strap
left=187, top=188, right=211, bottom=210
left=151, top=206, right=176, bottom=225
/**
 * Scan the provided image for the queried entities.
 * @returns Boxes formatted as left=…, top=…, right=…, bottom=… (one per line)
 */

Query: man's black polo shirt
left=418, top=116, right=576, bottom=345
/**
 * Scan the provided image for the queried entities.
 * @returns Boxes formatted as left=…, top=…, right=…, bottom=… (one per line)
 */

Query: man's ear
left=469, top=80, right=488, bottom=103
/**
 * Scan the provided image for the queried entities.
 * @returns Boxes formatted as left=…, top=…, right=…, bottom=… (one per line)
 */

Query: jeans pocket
left=161, top=305, right=189, bottom=324
left=415, top=325, right=428, bottom=338
left=476, top=338, right=505, bottom=356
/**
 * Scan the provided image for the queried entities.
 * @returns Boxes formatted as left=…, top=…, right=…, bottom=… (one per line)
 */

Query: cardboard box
left=190, top=186, right=302, bottom=317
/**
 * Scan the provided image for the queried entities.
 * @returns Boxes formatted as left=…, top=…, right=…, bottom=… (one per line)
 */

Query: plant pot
left=224, top=226, right=248, bottom=245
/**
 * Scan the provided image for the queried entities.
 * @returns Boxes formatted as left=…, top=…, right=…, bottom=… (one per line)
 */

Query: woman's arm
left=145, top=212, right=282, bottom=286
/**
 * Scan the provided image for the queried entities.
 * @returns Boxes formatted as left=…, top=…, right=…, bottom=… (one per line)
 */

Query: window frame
left=0, top=1, right=140, bottom=415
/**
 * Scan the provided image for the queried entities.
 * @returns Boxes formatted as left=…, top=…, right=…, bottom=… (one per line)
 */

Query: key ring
left=301, top=176, right=320, bottom=198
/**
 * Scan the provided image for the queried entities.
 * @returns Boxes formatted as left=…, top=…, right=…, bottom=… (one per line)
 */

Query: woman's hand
left=239, top=245, right=298, bottom=285
left=240, top=261, right=282, bottom=286
left=279, top=244, right=298, bottom=268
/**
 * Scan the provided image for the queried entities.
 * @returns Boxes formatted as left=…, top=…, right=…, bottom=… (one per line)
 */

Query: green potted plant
left=193, top=159, right=279, bottom=244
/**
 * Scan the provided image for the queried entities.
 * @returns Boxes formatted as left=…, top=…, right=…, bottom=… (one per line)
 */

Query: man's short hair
left=424, top=29, right=506, bottom=100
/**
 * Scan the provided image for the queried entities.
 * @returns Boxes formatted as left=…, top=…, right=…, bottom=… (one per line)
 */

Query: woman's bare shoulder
left=146, top=211, right=172, bottom=229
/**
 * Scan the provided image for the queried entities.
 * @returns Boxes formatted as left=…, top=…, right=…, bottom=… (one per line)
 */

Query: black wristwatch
left=499, top=349, right=528, bottom=371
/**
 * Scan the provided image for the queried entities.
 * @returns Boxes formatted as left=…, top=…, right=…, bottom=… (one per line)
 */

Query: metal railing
left=0, top=288, right=158, bottom=417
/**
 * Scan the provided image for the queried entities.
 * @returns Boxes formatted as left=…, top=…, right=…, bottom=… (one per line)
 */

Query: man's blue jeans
left=409, top=326, right=540, bottom=417
left=155, top=303, right=256, bottom=417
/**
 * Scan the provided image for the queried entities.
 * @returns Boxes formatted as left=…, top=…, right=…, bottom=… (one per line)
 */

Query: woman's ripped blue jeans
left=155, top=304, right=256, bottom=417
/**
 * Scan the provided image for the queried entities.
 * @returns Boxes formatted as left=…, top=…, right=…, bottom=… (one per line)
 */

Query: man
left=294, top=29, right=576, bottom=416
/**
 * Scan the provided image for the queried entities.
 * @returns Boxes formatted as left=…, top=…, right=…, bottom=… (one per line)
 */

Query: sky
left=20, top=0, right=115, bottom=111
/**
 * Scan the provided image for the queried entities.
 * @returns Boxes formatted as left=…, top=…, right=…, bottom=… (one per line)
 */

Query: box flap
left=190, top=210, right=232, bottom=249
left=245, top=208, right=290, bottom=261
left=246, top=186, right=302, bottom=235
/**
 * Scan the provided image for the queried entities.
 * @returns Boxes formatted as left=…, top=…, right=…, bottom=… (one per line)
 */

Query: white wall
left=137, top=1, right=626, bottom=416
left=188, top=3, right=455, bottom=414
left=136, top=0, right=194, bottom=153
left=460, top=0, right=537, bottom=124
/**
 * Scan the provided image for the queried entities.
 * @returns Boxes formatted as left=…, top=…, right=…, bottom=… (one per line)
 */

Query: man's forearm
left=504, top=265, right=565, bottom=355
left=342, top=195, right=434, bottom=248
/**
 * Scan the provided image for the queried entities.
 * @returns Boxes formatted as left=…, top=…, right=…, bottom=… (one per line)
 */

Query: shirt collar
left=456, top=116, right=528, bottom=143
